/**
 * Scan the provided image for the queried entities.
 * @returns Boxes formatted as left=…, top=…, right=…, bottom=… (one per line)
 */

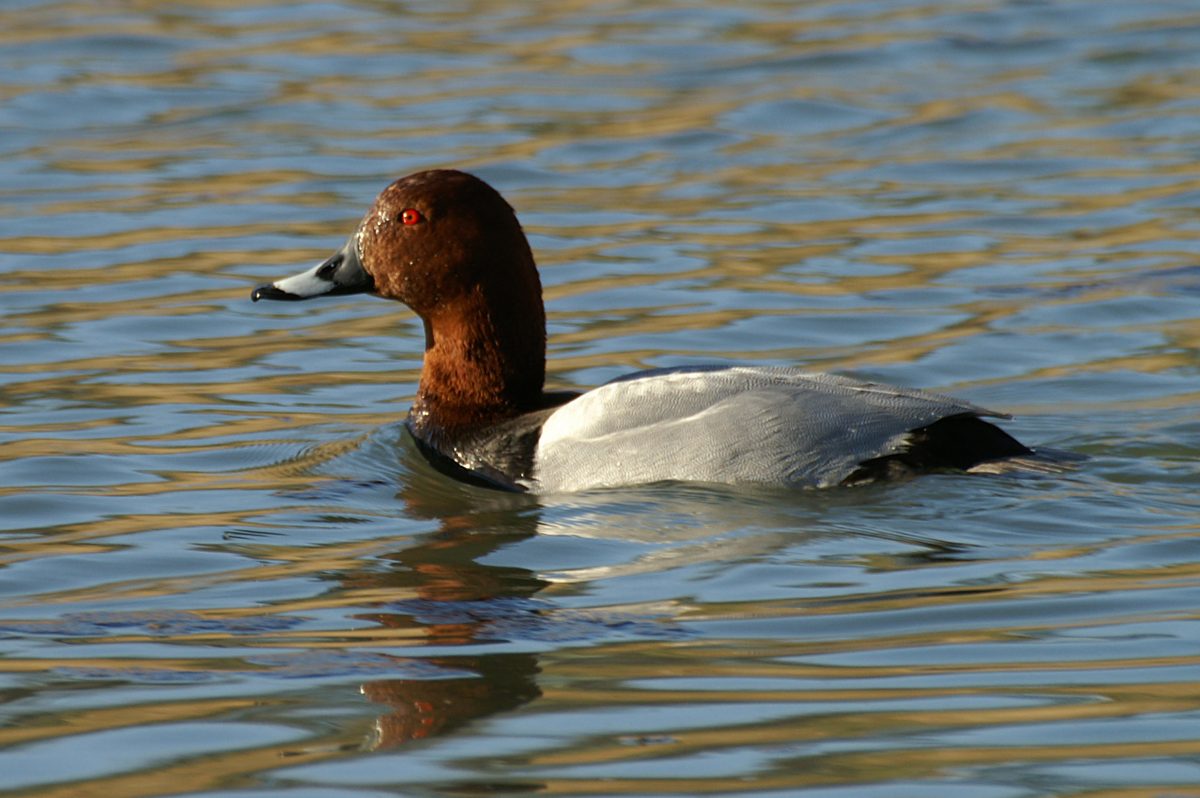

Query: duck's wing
left=528, top=366, right=1029, bottom=492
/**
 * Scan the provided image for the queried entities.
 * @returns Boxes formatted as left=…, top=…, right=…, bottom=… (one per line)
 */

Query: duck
left=251, top=169, right=1040, bottom=493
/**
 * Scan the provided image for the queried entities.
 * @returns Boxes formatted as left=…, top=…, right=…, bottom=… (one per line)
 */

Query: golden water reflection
left=3, top=0, right=1200, bottom=795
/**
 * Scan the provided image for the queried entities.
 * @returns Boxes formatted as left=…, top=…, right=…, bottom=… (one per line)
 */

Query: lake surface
left=3, top=1, right=1200, bottom=796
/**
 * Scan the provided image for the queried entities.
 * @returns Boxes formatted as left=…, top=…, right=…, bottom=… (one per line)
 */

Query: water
left=2, top=1, right=1199, bottom=795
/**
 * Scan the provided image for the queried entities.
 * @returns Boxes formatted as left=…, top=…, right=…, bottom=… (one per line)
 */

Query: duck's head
left=253, top=169, right=539, bottom=313
left=252, top=170, right=548, bottom=417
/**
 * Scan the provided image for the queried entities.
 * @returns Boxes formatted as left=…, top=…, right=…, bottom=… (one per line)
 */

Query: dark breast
left=405, top=392, right=578, bottom=491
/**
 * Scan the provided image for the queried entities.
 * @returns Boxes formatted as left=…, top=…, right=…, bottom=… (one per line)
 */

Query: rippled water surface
left=3, top=1, right=1200, bottom=796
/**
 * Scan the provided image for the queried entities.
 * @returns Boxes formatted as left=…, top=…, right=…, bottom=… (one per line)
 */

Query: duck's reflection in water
left=361, top=652, right=540, bottom=748
left=346, top=470, right=545, bottom=749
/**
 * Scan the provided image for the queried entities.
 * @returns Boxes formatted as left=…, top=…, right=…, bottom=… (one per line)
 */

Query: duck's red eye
left=400, top=208, right=423, bottom=225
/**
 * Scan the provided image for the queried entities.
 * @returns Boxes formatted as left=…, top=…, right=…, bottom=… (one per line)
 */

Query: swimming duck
left=252, top=169, right=1036, bottom=492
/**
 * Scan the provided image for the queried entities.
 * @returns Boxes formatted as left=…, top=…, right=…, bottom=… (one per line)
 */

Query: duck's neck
left=411, top=289, right=546, bottom=432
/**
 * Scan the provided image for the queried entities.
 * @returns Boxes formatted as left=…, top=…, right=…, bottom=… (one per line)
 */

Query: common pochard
left=252, top=169, right=1038, bottom=492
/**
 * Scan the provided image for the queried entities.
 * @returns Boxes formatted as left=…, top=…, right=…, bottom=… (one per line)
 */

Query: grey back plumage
left=529, top=366, right=1008, bottom=492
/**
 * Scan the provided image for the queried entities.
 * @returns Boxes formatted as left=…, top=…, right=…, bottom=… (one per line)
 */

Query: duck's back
left=525, top=366, right=1029, bottom=492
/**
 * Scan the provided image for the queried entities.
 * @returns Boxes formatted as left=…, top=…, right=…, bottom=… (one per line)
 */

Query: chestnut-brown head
left=359, top=171, right=539, bottom=319
left=252, top=170, right=548, bottom=423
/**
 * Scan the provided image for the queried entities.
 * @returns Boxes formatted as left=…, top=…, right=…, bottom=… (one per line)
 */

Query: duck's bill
left=251, top=236, right=374, bottom=302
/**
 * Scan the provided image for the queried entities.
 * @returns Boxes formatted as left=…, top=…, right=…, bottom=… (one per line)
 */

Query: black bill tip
left=251, top=284, right=303, bottom=302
